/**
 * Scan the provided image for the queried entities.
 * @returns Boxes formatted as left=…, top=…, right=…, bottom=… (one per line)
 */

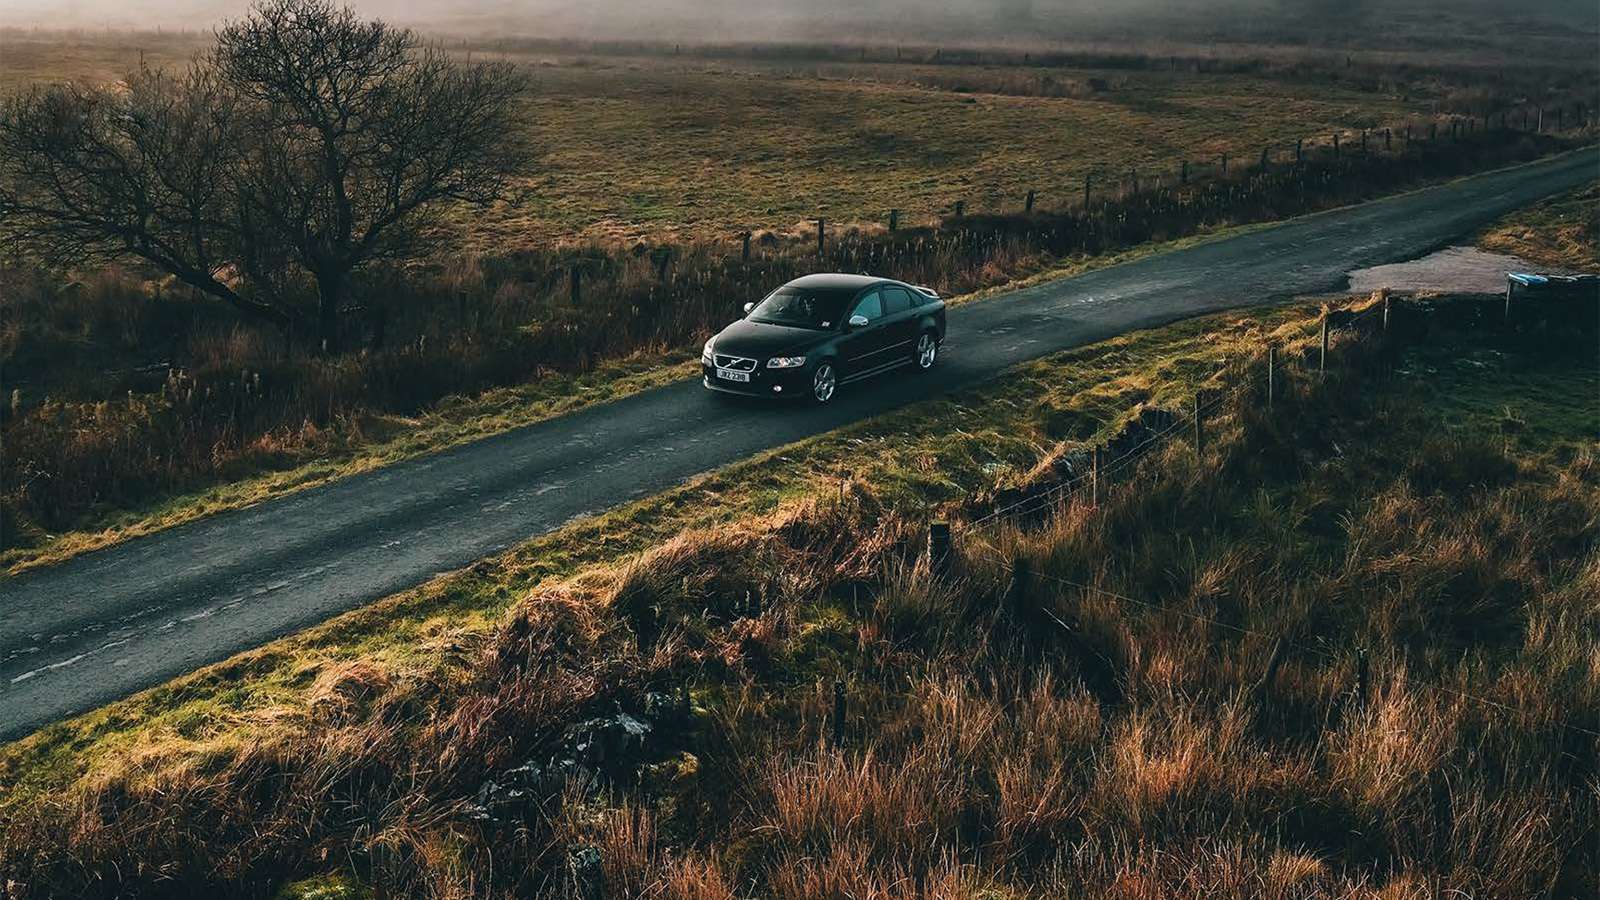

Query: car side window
left=882, top=286, right=913, bottom=315
left=851, top=290, right=884, bottom=322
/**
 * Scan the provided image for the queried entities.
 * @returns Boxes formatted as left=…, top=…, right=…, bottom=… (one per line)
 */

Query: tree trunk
left=316, top=271, right=343, bottom=355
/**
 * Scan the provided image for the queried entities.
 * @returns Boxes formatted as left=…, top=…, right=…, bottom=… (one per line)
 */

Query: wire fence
left=920, top=295, right=1600, bottom=740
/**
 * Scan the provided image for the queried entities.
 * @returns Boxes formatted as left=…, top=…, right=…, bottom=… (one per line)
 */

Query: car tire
left=810, top=361, right=838, bottom=405
left=913, top=331, right=939, bottom=371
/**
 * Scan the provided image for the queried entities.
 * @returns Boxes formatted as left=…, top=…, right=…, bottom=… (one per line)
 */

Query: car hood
left=710, top=319, right=830, bottom=359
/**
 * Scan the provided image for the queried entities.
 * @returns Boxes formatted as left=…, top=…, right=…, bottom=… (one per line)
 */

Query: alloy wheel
left=812, top=363, right=836, bottom=403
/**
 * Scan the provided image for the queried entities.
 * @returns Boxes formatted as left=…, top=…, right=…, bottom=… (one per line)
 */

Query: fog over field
left=4, top=0, right=1596, bottom=48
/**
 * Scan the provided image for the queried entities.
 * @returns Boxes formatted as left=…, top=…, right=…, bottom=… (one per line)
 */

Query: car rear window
left=883, top=286, right=913, bottom=314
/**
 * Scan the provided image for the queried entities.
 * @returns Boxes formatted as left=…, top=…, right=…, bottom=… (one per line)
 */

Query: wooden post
left=1259, top=146, right=1269, bottom=169
left=1193, top=392, right=1204, bottom=454
left=1382, top=294, right=1391, bottom=332
left=831, top=679, right=846, bottom=747
left=1008, top=557, right=1032, bottom=620
left=1220, top=152, right=1228, bottom=175
left=742, top=231, right=752, bottom=262
left=1295, top=139, right=1303, bottom=164
left=1333, top=133, right=1341, bottom=157
left=1180, top=159, right=1189, bottom=183
left=1354, top=647, right=1370, bottom=705
left=1319, top=314, right=1329, bottom=375
left=1024, top=190, right=1036, bottom=213
left=816, top=218, right=826, bottom=257
left=954, top=200, right=965, bottom=217
left=1083, top=173, right=1092, bottom=207
left=1091, top=447, right=1100, bottom=508
left=570, top=266, right=581, bottom=305
left=1266, top=345, right=1276, bottom=411
left=1360, top=130, right=1368, bottom=154
left=1384, top=128, right=1391, bottom=151
left=1129, top=168, right=1138, bottom=195
left=928, top=522, right=951, bottom=575
left=1429, top=122, right=1437, bottom=141
left=888, top=209, right=899, bottom=232
left=1403, top=124, right=1410, bottom=145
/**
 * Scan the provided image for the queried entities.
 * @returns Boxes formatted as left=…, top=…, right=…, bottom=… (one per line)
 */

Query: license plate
left=716, top=368, right=750, bottom=383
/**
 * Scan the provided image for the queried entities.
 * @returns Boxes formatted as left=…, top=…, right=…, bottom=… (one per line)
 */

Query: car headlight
left=767, top=356, right=806, bottom=369
left=701, top=340, right=715, bottom=364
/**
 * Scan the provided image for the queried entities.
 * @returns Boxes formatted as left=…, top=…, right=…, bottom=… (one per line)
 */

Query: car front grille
left=714, top=354, right=757, bottom=371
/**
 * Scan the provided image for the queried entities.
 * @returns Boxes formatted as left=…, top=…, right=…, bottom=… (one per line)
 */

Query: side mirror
left=743, top=302, right=754, bottom=314
left=848, top=314, right=870, bottom=329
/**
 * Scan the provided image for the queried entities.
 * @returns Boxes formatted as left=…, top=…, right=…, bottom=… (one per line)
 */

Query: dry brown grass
left=2, top=294, right=1594, bottom=898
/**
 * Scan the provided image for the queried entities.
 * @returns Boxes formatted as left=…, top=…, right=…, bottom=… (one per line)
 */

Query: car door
left=879, top=285, right=919, bottom=361
left=836, top=288, right=891, bottom=378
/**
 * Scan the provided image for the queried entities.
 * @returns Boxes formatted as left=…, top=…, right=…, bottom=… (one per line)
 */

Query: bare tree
left=0, top=0, right=529, bottom=352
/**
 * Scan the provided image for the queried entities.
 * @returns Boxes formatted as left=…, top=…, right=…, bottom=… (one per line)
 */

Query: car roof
left=784, top=273, right=887, bottom=291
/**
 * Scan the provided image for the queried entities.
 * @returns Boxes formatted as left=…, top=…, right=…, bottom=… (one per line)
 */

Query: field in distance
left=0, top=29, right=1532, bottom=250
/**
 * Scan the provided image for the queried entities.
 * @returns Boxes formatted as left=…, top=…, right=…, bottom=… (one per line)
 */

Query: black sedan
left=701, top=273, right=947, bottom=404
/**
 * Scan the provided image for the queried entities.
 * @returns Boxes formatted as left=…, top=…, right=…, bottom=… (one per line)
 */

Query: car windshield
left=747, top=286, right=855, bottom=330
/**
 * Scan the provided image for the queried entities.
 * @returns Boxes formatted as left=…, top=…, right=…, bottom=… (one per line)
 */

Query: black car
left=702, top=273, right=947, bottom=404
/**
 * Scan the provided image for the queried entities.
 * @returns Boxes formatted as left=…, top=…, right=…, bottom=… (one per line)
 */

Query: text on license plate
left=716, top=369, right=750, bottom=383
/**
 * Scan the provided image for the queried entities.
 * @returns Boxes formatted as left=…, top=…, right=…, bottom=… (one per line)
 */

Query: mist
left=4, top=0, right=1595, bottom=48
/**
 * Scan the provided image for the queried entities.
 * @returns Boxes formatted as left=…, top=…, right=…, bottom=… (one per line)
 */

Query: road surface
left=2, top=150, right=1594, bottom=743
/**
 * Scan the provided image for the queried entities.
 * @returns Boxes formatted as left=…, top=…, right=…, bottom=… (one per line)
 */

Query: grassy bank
left=1478, top=180, right=1600, bottom=269
left=2, top=288, right=1595, bottom=897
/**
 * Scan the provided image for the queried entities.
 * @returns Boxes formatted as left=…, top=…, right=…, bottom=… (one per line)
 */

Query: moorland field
left=0, top=12, right=1598, bottom=896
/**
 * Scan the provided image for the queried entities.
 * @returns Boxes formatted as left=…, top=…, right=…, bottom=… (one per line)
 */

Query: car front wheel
left=914, top=332, right=938, bottom=370
left=811, top=361, right=837, bottom=404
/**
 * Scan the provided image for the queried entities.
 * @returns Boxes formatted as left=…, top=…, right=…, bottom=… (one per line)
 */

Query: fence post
left=1384, top=127, right=1392, bottom=151
left=1295, top=138, right=1303, bottom=164
left=1129, top=168, right=1138, bottom=195
left=1504, top=277, right=1513, bottom=321
left=831, top=679, right=846, bottom=747
left=954, top=200, right=965, bottom=217
left=570, top=266, right=581, bottom=305
left=1537, top=106, right=1544, bottom=132
left=1266, top=345, right=1276, bottom=411
left=1333, top=133, right=1341, bottom=157
left=1193, top=392, right=1204, bottom=454
left=742, top=231, right=752, bottom=262
left=816, top=218, right=826, bottom=257
left=888, top=209, right=899, bottom=232
left=1091, top=446, right=1100, bottom=508
left=1319, top=314, right=1329, bottom=375
left=928, top=521, right=952, bottom=575
left=1025, top=190, right=1036, bottom=213
left=1083, top=173, right=1092, bottom=207
left=1220, top=152, right=1228, bottom=175
left=1180, top=160, right=1189, bottom=183
left=1382, top=294, right=1391, bottom=332
left=1360, top=130, right=1368, bottom=154
left=1429, top=122, right=1437, bottom=141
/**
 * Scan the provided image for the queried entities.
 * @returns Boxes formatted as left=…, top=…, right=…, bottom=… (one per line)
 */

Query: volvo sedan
left=701, top=273, right=947, bottom=404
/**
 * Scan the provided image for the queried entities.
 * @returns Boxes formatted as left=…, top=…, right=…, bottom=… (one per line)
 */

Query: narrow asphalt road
left=2, top=150, right=1594, bottom=743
